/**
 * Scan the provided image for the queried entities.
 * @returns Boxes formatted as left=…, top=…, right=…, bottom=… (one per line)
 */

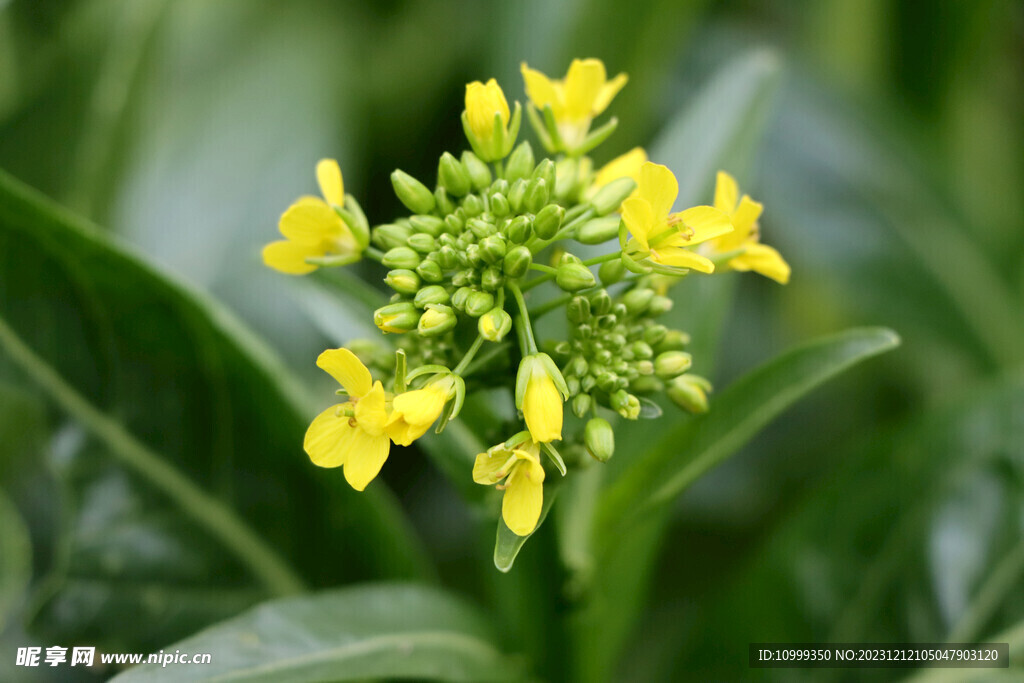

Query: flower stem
left=453, top=335, right=485, bottom=375
left=364, top=246, right=385, bottom=263
left=507, top=282, right=538, bottom=354
left=582, top=251, right=621, bottom=267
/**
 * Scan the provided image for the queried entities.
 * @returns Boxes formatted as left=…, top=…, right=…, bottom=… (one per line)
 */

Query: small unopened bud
left=414, top=285, right=450, bottom=308
left=434, top=187, right=455, bottom=215
left=567, top=355, right=589, bottom=377
left=504, top=141, right=535, bottom=183
left=610, top=389, right=641, bottom=419
left=438, top=152, right=471, bottom=197
left=416, top=259, right=443, bottom=283
left=643, top=324, right=668, bottom=346
left=648, top=295, right=673, bottom=315
left=490, top=193, right=510, bottom=217
left=506, top=215, right=532, bottom=244
left=554, top=157, right=578, bottom=200
left=655, top=329, right=690, bottom=352
left=590, top=177, right=636, bottom=215
left=533, top=204, right=564, bottom=240
left=478, top=307, right=512, bottom=341
left=464, top=290, right=495, bottom=317
left=438, top=245, right=459, bottom=270
left=409, top=215, right=445, bottom=237
left=572, top=393, right=592, bottom=419
left=621, top=288, right=655, bottom=315
left=596, top=371, right=618, bottom=392
left=391, top=169, right=435, bottom=214
left=461, top=151, right=492, bottom=191
left=524, top=177, right=550, bottom=214
left=667, top=374, right=712, bottom=414
left=630, top=376, right=663, bottom=394
left=480, top=266, right=504, bottom=291
left=567, top=296, right=591, bottom=324
left=507, top=179, right=527, bottom=213
left=407, top=233, right=437, bottom=254
left=444, top=213, right=464, bottom=233
left=556, top=262, right=595, bottom=292
left=503, top=245, right=532, bottom=279
left=451, top=286, right=473, bottom=311
left=576, top=216, right=621, bottom=245
left=589, top=290, right=612, bottom=315
left=374, top=302, right=419, bottom=333
left=373, top=223, right=413, bottom=251
left=384, top=269, right=420, bottom=295
left=655, top=351, right=692, bottom=378
left=598, top=258, right=626, bottom=285
left=382, top=246, right=421, bottom=270
left=631, top=341, right=654, bottom=360
left=531, top=158, right=556, bottom=189
left=584, top=417, right=615, bottom=462
left=479, top=235, right=506, bottom=263
left=418, top=304, right=457, bottom=336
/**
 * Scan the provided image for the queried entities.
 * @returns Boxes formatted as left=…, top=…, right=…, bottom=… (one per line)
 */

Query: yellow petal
left=465, top=79, right=509, bottom=141
left=261, top=240, right=321, bottom=275
left=621, top=197, right=655, bottom=250
left=731, top=243, right=791, bottom=284
left=342, top=431, right=391, bottom=491
left=316, top=158, right=344, bottom=207
left=502, top=459, right=545, bottom=536
left=523, top=367, right=563, bottom=442
left=592, top=147, right=647, bottom=189
left=354, top=381, right=387, bottom=436
left=593, top=71, right=628, bottom=115
left=472, top=447, right=519, bottom=485
left=303, top=403, right=354, bottom=468
left=564, top=58, right=605, bottom=120
left=732, top=195, right=763, bottom=236
left=653, top=247, right=717, bottom=273
left=316, top=348, right=372, bottom=397
left=521, top=63, right=561, bottom=114
left=674, top=205, right=734, bottom=244
left=714, top=170, right=739, bottom=215
left=638, top=163, right=678, bottom=220
left=392, top=377, right=452, bottom=428
left=279, top=197, right=342, bottom=245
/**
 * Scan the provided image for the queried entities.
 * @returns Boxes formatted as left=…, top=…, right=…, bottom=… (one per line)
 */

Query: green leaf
left=109, top=583, right=523, bottom=682
left=0, top=488, right=31, bottom=630
left=494, top=480, right=561, bottom=573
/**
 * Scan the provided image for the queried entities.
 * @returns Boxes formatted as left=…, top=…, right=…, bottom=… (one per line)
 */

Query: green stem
left=507, top=282, right=538, bottom=354
left=582, top=252, right=621, bottom=267
left=530, top=263, right=558, bottom=274
left=0, top=313, right=306, bottom=597
left=364, top=246, right=386, bottom=263
left=520, top=271, right=555, bottom=292
left=453, top=335, right=485, bottom=376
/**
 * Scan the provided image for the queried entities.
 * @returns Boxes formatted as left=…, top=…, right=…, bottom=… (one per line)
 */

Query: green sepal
left=541, top=441, right=567, bottom=476
left=576, top=116, right=619, bottom=156
left=394, top=349, right=408, bottom=393
left=526, top=103, right=556, bottom=152
left=405, top=364, right=451, bottom=383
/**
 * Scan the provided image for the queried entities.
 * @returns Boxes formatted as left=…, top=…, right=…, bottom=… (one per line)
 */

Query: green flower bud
left=576, top=216, right=621, bottom=245
left=479, top=234, right=506, bottom=263
left=462, top=194, right=484, bottom=218
left=391, top=169, right=435, bottom=214
left=606, top=332, right=626, bottom=348
left=566, top=375, right=581, bottom=395
left=590, top=177, right=636, bottom=215
left=533, top=204, right=564, bottom=240
left=409, top=215, right=445, bottom=237
left=451, top=286, right=473, bottom=311
left=630, top=375, right=663, bottom=394
left=648, top=295, right=673, bottom=316
left=631, top=341, right=654, bottom=360
left=610, top=389, right=641, bottom=419
left=503, top=245, right=532, bottom=279
left=577, top=323, right=593, bottom=339
left=444, top=213, right=464, bottom=233
left=554, top=157, right=578, bottom=201
left=596, top=370, right=618, bottom=392
left=437, top=245, right=459, bottom=270
left=461, top=151, right=492, bottom=191
left=667, top=374, right=712, bottom=414
left=507, top=178, right=527, bottom=213
left=612, top=302, right=628, bottom=317
left=434, top=187, right=455, bottom=216
left=438, top=152, right=471, bottom=197
left=655, top=329, right=691, bottom=352
left=504, top=141, right=535, bottom=182
left=567, top=355, right=589, bottom=377
left=452, top=269, right=473, bottom=287
left=490, top=192, right=510, bottom=217
left=416, top=259, right=444, bottom=283
left=584, top=417, right=615, bottom=462
left=589, top=289, right=612, bottom=315
left=556, top=262, right=595, bottom=292
left=655, top=351, right=692, bottom=378
left=567, top=296, right=591, bottom=324
left=465, top=290, right=495, bottom=317
left=598, top=258, right=626, bottom=285
left=572, top=393, right=592, bottom=419
left=596, top=313, right=617, bottom=330
left=490, top=178, right=510, bottom=195
left=374, top=302, right=419, bottom=333
left=531, top=158, right=556, bottom=189
left=635, top=360, right=654, bottom=376
left=554, top=341, right=573, bottom=356
left=524, top=178, right=550, bottom=214
left=373, top=223, right=413, bottom=251
left=418, top=304, right=457, bottom=337
left=382, top=246, right=421, bottom=270
left=407, top=233, right=437, bottom=254
left=480, top=266, right=504, bottom=291
left=506, top=215, right=532, bottom=244
left=580, top=374, right=596, bottom=392
left=643, top=324, right=668, bottom=346
left=478, top=307, right=512, bottom=341
left=622, top=288, right=655, bottom=315
left=414, top=285, right=450, bottom=308
left=384, top=269, right=420, bottom=295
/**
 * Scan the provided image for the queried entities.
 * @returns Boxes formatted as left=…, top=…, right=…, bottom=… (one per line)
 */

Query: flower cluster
left=262, top=58, right=789, bottom=537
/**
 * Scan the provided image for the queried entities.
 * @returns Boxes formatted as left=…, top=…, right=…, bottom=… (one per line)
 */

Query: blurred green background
left=1, top=0, right=1022, bottom=680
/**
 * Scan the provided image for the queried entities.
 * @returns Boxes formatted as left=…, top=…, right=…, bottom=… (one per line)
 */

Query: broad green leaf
left=110, top=583, right=523, bottom=682
left=0, top=488, right=31, bottom=630
left=494, top=480, right=562, bottom=573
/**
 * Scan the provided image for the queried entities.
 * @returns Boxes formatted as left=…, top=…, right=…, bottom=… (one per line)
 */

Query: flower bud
left=622, top=287, right=655, bottom=315
left=461, top=151, right=492, bottom=191
left=667, top=374, right=712, bottom=414
left=556, top=262, right=596, bottom=292
left=391, top=169, right=435, bottom=214
left=532, top=204, right=564, bottom=240
left=655, top=351, right=692, bottom=378
left=507, top=179, right=527, bottom=213
left=567, top=296, right=591, bottom=324
left=504, top=141, right=535, bottom=183
left=596, top=370, right=618, bottom=392
left=524, top=177, right=549, bottom=214
left=437, top=245, right=459, bottom=270
left=418, top=304, right=457, bottom=336
left=590, top=177, right=636, bottom=215
left=580, top=374, right=596, bottom=392
left=434, top=187, right=455, bottom=216
left=451, top=286, right=473, bottom=311
left=479, top=234, right=506, bottom=263
left=515, top=353, right=569, bottom=443
left=444, top=213, right=464, bottom=233
left=630, top=376, right=663, bottom=394
left=567, top=355, right=589, bottom=377
left=655, top=329, right=690, bottom=352
left=416, top=259, right=443, bottom=283
left=462, top=194, right=484, bottom=218
left=490, top=178, right=510, bottom=195
left=584, top=417, right=615, bottom=462
left=465, top=290, right=495, bottom=317
left=631, top=341, right=654, bottom=360
left=490, top=192, right=510, bottom=217
left=576, top=216, right=620, bottom=245
left=373, top=223, right=413, bottom=251
left=589, top=290, right=612, bottom=315
left=438, top=152, right=471, bottom=197
left=648, top=295, right=673, bottom=316
left=572, top=393, right=592, bottom=418
left=502, top=245, right=532, bottom=279
left=598, top=258, right=626, bottom=285
left=409, top=215, right=445, bottom=237
left=382, top=246, right=421, bottom=270
left=478, top=307, right=512, bottom=341
left=610, top=389, right=641, bottom=419
left=566, top=375, right=581, bottom=395
left=531, top=158, right=556, bottom=189
left=407, top=233, right=437, bottom=254
left=506, top=215, right=532, bottom=244
left=414, top=284, right=450, bottom=308
left=374, top=302, right=419, bottom=333
left=384, top=269, right=420, bottom=295
left=554, top=157, right=578, bottom=200
left=480, top=266, right=504, bottom=291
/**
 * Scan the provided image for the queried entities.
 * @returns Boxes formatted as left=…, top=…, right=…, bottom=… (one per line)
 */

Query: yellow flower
left=303, top=348, right=391, bottom=491
left=263, top=159, right=361, bottom=275
left=385, top=374, right=455, bottom=446
left=585, top=147, right=647, bottom=207
left=620, top=162, right=733, bottom=272
left=708, top=171, right=790, bottom=284
left=521, top=58, right=627, bottom=150
left=463, top=79, right=518, bottom=162
left=516, top=354, right=568, bottom=443
left=473, top=440, right=546, bottom=536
